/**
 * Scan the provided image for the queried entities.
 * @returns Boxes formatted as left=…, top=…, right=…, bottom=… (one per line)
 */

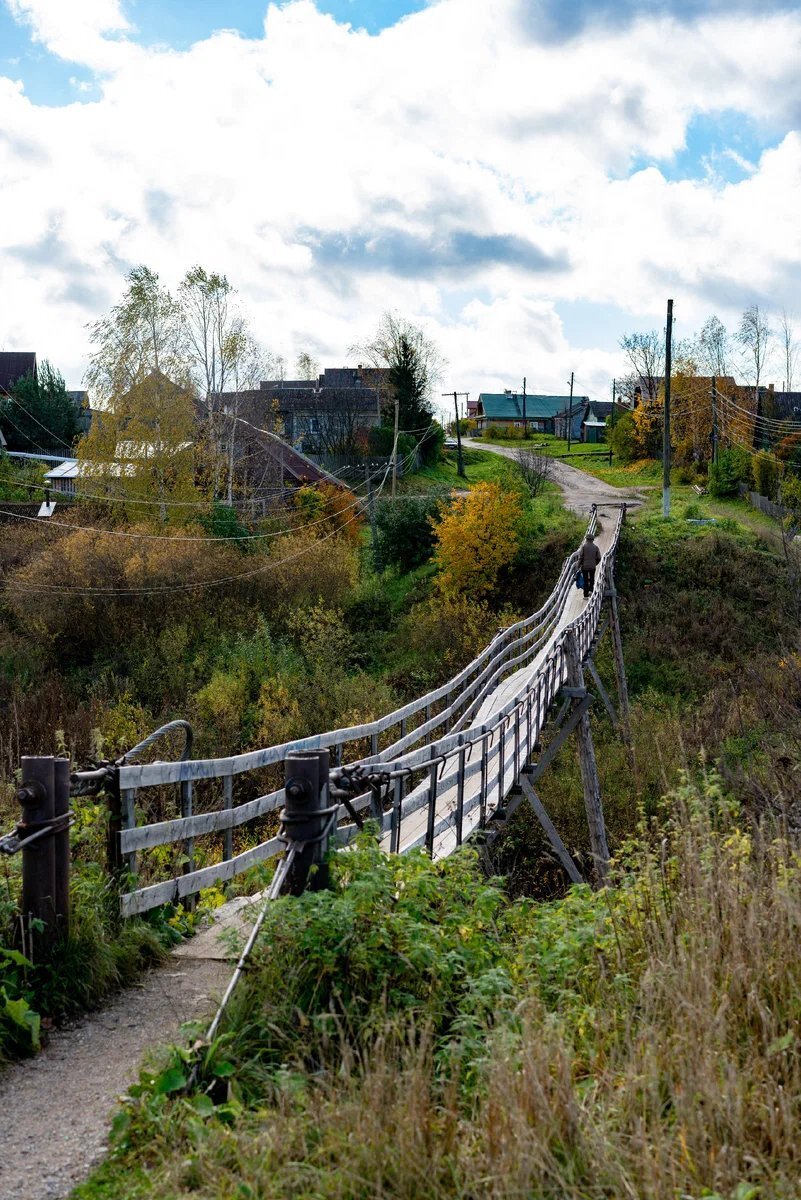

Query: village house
left=475, top=391, right=586, bottom=435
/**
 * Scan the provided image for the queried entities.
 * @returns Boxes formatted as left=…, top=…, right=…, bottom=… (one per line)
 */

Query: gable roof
left=584, top=400, right=615, bottom=426
left=0, top=352, right=37, bottom=396
left=479, top=393, right=584, bottom=421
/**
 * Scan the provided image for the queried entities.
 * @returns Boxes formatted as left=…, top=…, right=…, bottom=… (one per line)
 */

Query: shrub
left=753, top=450, right=778, bottom=500
left=431, top=481, right=522, bottom=598
left=263, top=528, right=360, bottom=619
left=293, top=483, right=364, bottom=546
left=779, top=471, right=801, bottom=516
left=197, top=502, right=253, bottom=545
left=4, top=527, right=255, bottom=663
left=399, top=591, right=516, bottom=683
left=708, top=447, right=751, bottom=497
left=375, top=493, right=445, bottom=572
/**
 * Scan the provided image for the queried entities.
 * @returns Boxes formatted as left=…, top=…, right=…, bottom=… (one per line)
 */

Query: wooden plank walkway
left=381, top=517, right=616, bottom=859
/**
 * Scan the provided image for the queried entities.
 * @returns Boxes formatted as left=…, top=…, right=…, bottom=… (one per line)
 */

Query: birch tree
left=619, top=330, right=663, bottom=401
left=779, top=309, right=797, bottom=393
left=696, top=315, right=730, bottom=377
left=85, top=265, right=189, bottom=401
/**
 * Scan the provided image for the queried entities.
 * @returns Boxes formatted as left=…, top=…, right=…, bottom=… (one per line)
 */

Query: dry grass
left=77, top=778, right=801, bottom=1200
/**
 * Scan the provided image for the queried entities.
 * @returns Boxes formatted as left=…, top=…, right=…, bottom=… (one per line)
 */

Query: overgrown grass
left=74, top=776, right=801, bottom=1199
left=400, top=447, right=520, bottom=492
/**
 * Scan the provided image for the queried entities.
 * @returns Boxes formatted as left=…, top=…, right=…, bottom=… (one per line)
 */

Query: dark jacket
left=579, top=541, right=601, bottom=571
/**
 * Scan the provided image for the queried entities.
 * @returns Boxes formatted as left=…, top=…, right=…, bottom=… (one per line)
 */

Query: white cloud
left=6, top=0, right=133, bottom=70
left=1, top=0, right=801, bottom=396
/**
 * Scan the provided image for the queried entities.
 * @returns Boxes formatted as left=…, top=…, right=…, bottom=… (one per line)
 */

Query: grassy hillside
left=71, top=513, right=801, bottom=1200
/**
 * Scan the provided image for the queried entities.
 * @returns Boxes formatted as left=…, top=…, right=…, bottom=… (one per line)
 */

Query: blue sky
left=1, top=0, right=800, bottom=396
left=0, top=1, right=428, bottom=103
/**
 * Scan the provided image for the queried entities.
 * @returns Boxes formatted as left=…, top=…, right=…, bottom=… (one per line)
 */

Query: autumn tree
left=77, top=371, right=200, bottom=524
left=431, top=481, right=522, bottom=598
left=695, top=315, right=730, bottom=377
left=82, top=267, right=201, bottom=522
left=86, top=265, right=190, bottom=401
left=620, top=329, right=663, bottom=401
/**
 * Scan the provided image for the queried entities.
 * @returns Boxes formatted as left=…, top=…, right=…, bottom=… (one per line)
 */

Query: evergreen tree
left=0, top=361, right=78, bottom=452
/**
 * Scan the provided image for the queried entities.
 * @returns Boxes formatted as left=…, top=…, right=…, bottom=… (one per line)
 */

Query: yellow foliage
left=192, top=670, right=249, bottom=750
left=255, top=677, right=304, bottom=748
left=293, top=482, right=364, bottom=545
left=431, top=482, right=522, bottom=598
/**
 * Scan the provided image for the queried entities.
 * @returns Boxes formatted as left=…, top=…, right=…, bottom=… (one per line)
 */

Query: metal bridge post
left=564, top=630, right=610, bottom=885
left=283, top=750, right=332, bottom=895
left=53, top=758, right=71, bottom=935
left=18, top=756, right=56, bottom=959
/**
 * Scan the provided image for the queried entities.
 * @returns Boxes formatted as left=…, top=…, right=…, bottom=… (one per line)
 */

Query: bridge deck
left=381, top=516, right=616, bottom=859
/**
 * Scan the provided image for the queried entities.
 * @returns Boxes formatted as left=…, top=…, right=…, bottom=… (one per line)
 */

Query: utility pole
left=522, top=376, right=528, bottom=439
left=443, top=391, right=469, bottom=479
left=711, top=375, right=718, bottom=465
left=566, top=371, right=574, bottom=452
left=365, top=464, right=379, bottom=567
left=391, top=391, right=400, bottom=497
left=663, top=298, right=673, bottom=518
left=611, top=378, right=617, bottom=428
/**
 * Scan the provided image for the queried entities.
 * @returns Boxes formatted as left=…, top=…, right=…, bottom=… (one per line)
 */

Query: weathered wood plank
left=120, top=787, right=285, bottom=853
left=120, top=836, right=284, bottom=916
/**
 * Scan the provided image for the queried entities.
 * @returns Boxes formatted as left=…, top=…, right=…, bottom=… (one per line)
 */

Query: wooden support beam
left=519, top=776, right=583, bottom=884
left=605, top=561, right=632, bottom=747
left=585, top=657, right=619, bottom=730
left=564, top=629, right=610, bottom=884
left=522, top=695, right=592, bottom=784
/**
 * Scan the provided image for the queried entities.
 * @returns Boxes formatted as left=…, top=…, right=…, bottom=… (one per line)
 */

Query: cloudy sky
left=1, top=0, right=800, bottom=406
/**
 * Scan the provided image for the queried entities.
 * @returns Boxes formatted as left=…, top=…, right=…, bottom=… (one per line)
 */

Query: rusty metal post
left=53, top=758, right=71, bottom=934
left=283, top=749, right=332, bottom=895
left=18, top=756, right=56, bottom=959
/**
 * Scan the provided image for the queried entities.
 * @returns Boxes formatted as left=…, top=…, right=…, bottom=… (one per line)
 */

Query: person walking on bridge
left=579, top=532, right=601, bottom=599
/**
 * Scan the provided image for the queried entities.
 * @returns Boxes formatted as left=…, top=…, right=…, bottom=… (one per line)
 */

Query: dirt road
left=478, top=442, right=643, bottom=515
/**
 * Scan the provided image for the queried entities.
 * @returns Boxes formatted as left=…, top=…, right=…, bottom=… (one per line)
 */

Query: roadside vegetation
left=0, top=430, right=581, bottom=1061
left=68, top=500, right=801, bottom=1200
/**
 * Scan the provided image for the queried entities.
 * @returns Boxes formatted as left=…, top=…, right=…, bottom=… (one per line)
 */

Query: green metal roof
left=478, top=393, right=580, bottom=420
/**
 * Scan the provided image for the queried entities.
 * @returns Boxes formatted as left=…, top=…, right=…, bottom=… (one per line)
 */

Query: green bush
left=752, top=450, right=778, bottom=500
left=608, top=409, right=638, bottom=463
left=708, top=447, right=751, bottom=497
left=368, top=426, right=417, bottom=463
left=375, top=493, right=445, bottom=572
left=197, top=501, right=253, bottom=546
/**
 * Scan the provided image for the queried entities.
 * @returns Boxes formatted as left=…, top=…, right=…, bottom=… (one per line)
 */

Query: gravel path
left=0, top=910, right=245, bottom=1200
left=477, top=441, right=644, bottom=514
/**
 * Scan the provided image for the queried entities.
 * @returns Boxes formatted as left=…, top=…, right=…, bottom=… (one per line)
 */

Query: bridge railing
left=115, top=507, right=622, bottom=916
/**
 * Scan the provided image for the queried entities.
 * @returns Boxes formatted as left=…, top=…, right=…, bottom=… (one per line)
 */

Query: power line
left=1, top=393, right=77, bottom=452
left=4, top=499, right=368, bottom=598
left=4, top=450, right=398, bottom=598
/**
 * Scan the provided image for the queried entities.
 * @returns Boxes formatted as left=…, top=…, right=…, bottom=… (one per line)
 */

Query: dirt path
left=0, top=900, right=252, bottom=1200
left=478, top=442, right=644, bottom=514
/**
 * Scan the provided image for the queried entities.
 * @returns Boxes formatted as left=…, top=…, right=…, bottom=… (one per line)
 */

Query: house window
left=308, top=417, right=320, bottom=434
left=514, top=421, right=521, bottom=428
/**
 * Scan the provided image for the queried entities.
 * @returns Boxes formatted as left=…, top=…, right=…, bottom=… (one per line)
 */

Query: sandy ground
left=0, top=899, right=257, bottom=1200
